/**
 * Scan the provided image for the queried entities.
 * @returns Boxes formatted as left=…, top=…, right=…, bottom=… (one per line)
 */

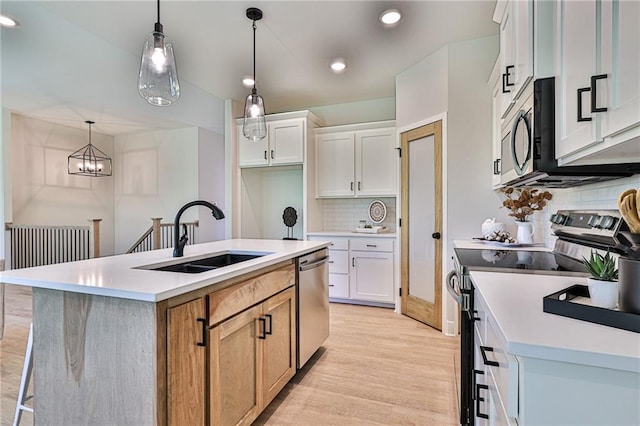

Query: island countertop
left=0, top=239, right=329, bottom=302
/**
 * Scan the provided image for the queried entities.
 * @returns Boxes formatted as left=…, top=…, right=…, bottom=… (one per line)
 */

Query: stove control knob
left=587, top=215, right=601, bottom=228
left=555, top=214, right=567, bottom=225
left=599, top=215, right=617, bottom=230
left=550, top=214, right=557, bottom=223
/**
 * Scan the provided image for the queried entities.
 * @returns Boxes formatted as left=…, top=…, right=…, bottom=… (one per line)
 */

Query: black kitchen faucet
left=173, top=200, right=225, bottom=257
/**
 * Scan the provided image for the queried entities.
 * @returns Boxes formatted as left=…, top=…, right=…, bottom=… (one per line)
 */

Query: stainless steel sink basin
left=139, top=251, right=270, bottom=274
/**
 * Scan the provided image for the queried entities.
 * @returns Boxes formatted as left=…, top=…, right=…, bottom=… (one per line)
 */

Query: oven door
left=447, top=270, right=474, bottom=425
left=502, top=91, right=534, bottom=185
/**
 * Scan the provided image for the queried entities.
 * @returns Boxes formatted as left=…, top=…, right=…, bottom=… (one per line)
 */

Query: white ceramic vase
left=515, top=221, right=535, bottom=244
left=587, top=278, right=619, bottom=309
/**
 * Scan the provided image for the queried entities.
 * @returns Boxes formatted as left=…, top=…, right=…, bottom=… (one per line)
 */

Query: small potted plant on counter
left=582, top=249, right=619, bottom=309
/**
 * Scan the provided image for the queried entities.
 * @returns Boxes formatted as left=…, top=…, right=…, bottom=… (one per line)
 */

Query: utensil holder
left=619, top=257, right=640, bottom=314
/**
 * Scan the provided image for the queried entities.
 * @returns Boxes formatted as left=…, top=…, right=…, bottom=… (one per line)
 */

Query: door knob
left=432, top=232, right=441, bottom=239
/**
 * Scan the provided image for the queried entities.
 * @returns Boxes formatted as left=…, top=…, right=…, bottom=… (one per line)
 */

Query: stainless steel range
left=447, top=209, right=629, bottom=426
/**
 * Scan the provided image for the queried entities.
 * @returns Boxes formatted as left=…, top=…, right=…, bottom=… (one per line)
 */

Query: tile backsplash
left=321, top=198, right=397, bottom=232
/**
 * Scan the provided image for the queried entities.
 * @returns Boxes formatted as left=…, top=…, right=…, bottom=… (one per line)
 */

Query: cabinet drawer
left=328, top=273, right=349, bottom=299
left=207, top=264, right=295, bottom=326
left=308, top=236, right=349, bottom=251
left=482, top=314, right=519, bottom=420
left=349, top=238, right=393, bottom=252
left=328, top=250, right=349, bottom=274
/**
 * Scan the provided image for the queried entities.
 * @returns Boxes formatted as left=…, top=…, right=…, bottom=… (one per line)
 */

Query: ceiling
left=1, top=1, right=498, bottom=136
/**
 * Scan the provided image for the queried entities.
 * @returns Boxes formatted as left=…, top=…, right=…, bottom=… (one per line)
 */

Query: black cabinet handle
left=472, top=369, right=485, bottom=400
left=328, top=284, right=335, bottom=287
left=350, top=181, right=354, bottom=191
left=258, top=317, right=267, bottom=340
left=480, top=345, right=499, bottom=367
left=196, top=318, right=207, bottom=347
left=432, top=232, right=441, bottom=239
left=591, top=74, right=608, bottom=113
left=264, top=314, right=273, bottom=336
left=358, top=181, right=361, bottom=191
left=264, top=150, right=267, bottom=160
left=473, top=310, right=481, bottom=322
left=476, top=383, right=489, bottom=419
left=366, top=244, right=377, bottom=248
left=505, top=65, right=514, bottom=86
left=502, top=73, right=511, bottom=93
left=270, top=150, right=274, bottom=159
left=328, top=260, right=334, bottom=263
left=352, top=257, right=355, bottom=267
left=577, top=87, right=593, bottom=122
left=493, top=158, right=501, bottom=175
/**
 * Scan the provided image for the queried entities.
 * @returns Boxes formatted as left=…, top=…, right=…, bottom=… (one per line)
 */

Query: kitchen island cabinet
left=0, top=239, right=327, bottom=426
left=470, top=271, right=640, bottom=425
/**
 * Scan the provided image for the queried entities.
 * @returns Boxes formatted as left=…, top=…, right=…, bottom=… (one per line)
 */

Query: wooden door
left=400, top=121, right=443, bottom=330
left=262, top=287, right=296, bottom=407
left=210, top=305, right=262, bottom=426
left=167, top=298, right=207, bottom=426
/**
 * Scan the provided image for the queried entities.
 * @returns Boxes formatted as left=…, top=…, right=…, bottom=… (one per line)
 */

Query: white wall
left=395, top=47, right=449, bottom=129
left=114, top=128, right=199, bottom=254
left=395, top=35, right=501, bottom=334
left=197, top=128, right=226, bottom=242
left=9, top=114, right=115, bottom=255
left=309, top=97, right=395, bottom=126
left=1, top=109, right=10, bottom=261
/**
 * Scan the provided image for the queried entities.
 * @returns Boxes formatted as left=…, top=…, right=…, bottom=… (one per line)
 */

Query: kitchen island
left=0, top=239, right=329, bottom=426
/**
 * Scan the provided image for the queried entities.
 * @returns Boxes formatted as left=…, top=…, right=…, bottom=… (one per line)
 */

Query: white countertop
left=0, top=239, right=329, bottom=302
left=308, top=231, right=397, bottom=238
left=454, top=239, right=550, bottom=251
left=471, top=270, right=640, bottom=373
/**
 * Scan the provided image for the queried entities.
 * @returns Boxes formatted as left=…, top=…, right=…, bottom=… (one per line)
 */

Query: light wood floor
left=0, top=285, right=460, bottom=426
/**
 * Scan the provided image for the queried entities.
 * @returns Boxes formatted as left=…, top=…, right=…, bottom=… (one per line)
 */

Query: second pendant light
left=243, top=7, right=267, bottom=142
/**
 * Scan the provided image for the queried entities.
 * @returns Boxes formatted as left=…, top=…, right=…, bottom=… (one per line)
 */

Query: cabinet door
left=238, top=124, right=269, bottom=167
left=491, top=62, right=503, bottom=188
left=210, top=305, right=262, bottom=426
left=316, top=132, right=355, bottom=197
left=262, top=287, right=296, bottom=407
left=269, top=119, right=305, bottom=165
left=600, top=0, right=640, bottom=139
left=512, top=0, right=533, bottom=98
left=555, top=0, right=599, bottom=158
left=498, top=2, right=516, bottom=117
left=167, top=298, right=207, bottom=426
left=355, top=128, right=397, bottom=197
left=350, top=251, right=394, bottom=303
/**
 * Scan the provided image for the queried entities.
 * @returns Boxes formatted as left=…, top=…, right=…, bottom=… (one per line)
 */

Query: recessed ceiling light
left=379, top=9, right=402, bottom=26
left=242, top=77, right=255, bottom=87
left=0, top=14, right=19, bottom=28
left=330, top=58, right=347, bottom=73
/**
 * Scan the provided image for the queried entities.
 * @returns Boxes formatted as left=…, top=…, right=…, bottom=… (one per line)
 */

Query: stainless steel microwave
left=500, top=77, right=639, bottom=188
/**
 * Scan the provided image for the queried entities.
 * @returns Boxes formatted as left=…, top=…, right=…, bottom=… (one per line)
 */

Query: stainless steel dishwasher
left=296, top=248, right=329, bottom=368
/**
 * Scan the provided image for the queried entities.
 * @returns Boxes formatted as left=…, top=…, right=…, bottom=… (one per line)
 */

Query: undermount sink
left=139, top=251, right=270, bottom=274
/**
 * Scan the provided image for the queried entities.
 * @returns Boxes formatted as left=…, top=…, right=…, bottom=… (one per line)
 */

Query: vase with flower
left=499, top=187, right=553, bottom=244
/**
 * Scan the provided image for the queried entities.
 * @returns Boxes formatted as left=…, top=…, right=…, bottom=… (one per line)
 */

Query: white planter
left=587, top=278, right=619, bottom=309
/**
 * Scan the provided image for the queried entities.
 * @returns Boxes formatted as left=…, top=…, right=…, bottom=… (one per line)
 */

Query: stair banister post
left=151, top=218, right=162, bottom=250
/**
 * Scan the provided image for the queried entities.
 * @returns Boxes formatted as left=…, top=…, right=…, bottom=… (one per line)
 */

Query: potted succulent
left=582, top=249, right=619, bottom=309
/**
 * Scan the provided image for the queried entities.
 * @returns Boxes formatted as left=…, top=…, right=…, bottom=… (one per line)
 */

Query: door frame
left=395, top=113, right=454, bottom=335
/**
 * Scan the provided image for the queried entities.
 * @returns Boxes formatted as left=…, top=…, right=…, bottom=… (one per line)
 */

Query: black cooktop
left=454, top=248, right=589, bottom=277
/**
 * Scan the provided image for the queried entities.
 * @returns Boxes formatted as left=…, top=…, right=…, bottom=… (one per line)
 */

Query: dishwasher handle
left=299, top=256, right=329, bottom=271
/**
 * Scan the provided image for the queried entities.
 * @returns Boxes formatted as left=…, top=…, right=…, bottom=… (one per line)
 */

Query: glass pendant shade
left=68, top=121, right=112, bottom=177
left=243, top=89, right=267, bottom=141
left=138, top=22, right=180, bottom=106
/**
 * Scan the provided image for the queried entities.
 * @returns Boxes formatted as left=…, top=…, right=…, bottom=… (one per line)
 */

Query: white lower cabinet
left=308, top=235, right=395, bottom=306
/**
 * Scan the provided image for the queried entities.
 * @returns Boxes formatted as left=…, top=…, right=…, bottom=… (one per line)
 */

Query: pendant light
left=138, top=0, right=180, bottom=106
left=68, top=121, right=113, bottom=177
left=242, top=7, right=267, bottom=141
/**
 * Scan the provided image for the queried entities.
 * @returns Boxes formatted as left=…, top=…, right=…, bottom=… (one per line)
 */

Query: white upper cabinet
left=237, top=112, right=322, bottom=168
left=316, top=132, right=355, bottom=197
left=555, top=0, right=640, bottom=164
left=489, top=58, right=503, bottom=189
left=599, top=0, right=640, bottom=140
left=494, top=0, right=534, bottom=118
left=315, top=122, right=397, bottom=198
left=238, top=118, right=305, bottom=167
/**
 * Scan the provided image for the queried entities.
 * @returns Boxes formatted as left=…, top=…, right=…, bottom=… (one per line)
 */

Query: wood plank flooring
left=0, top=285, right=459, bottom=426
